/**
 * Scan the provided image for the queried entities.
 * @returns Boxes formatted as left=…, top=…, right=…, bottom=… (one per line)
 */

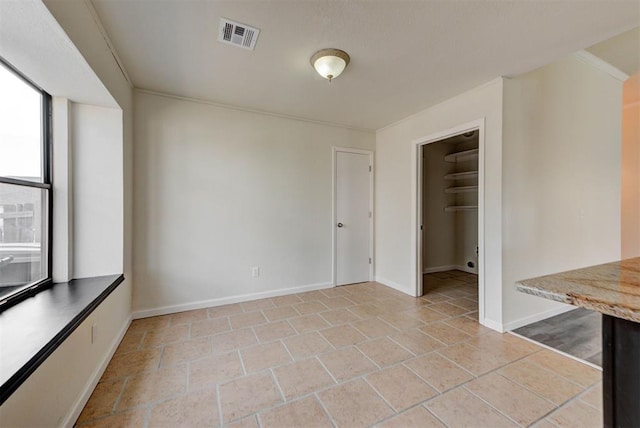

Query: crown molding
left=83, top=0, right=134, bottom=88
left=573, top=50, right=629, bottom=82
left=135, top=88, right=375, bottom=133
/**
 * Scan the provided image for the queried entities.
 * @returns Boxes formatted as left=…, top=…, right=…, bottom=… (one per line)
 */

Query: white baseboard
left=422, top=265, right=457, bottom=274
left=374, top=276, right=414, bottom=297
left=503, top=304, right=574, bottom=332
left=454, top=264, right=478, bottom=275
left=422, top=264, right=478, bottom=275
left=63, top=314, right=132, bottom=427
left=132, top=282, right=334, bottom=319
left=480, top=317, right=505, bottom=333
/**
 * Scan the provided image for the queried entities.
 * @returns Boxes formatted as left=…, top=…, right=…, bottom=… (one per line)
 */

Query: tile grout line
left=421, top=403, right=450, bottom=428
left=437, top=345, right=590, bottom=426
left=492, top=370, right=562, bottom=410
left=526, top=402, right=565, bottom=428
left=269, top=367, right=287, bottom=403
left=386, top=334, right=419, bottom=358
left=111, top=373, right=130, bottom=416
left=462, top=381, right=542, bottom=427
left=574, top=389, right=603, bottom=412
left=515, top=384, right=599, bottom=428
left=313, top=391, right=339, bottom=428
left=508, top=331, right=603, bottom=371
left=494, top=361, right=597, bottom=410
left=402, top=358, right=446, bottom=395
left=353, top=345, right=383, bottom=370
left=361, top=375, right=399, bottom=415
left=430, top=318, right=476, bottom=340
left=80, top=278, right=603, bottom=428
left=433, top=348, right=482, bottom=379
left=314, top=355, right=339, bottom=385
left=370, top=404, right=416, bottom=426
left=141, top=405, right=151, bottom=428
left=237, top=348, right=248, bottom=377
left=216, top=383, right=224, bottom=427
left=280, top=338, right=297, bottom=363
left=543, top=418, right=562, bottom=427
left=404, top=346, right=547, bottom=410
left=185, top=359, right=192, bottom=393
left=522, top=355, right=601, bottom=390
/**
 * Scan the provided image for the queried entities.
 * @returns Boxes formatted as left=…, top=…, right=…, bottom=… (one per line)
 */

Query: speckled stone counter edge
left=516, top=258, right=640, bottom=323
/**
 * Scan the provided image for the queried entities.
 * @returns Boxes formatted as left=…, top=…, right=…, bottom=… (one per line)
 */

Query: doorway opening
left=415, top=120, right=484, bottom=321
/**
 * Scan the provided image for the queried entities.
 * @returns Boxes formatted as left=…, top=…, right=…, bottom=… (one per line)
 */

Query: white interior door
left=335, top=149, right=372, bottom=286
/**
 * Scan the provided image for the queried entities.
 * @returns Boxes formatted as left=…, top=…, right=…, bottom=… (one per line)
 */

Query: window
left=0, top=59, right=52, bottom=308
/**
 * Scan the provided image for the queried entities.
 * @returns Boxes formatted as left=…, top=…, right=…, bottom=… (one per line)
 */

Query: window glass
left=0, top=183, right=48, bottom=299
left=0, top=60, right=50, bottom=306
left=0, top=63, right=43, bottom=182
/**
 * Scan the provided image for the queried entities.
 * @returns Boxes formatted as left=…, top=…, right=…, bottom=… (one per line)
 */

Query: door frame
left=332, top=147, right=374, bottom=286
left=412, top=119, right=486, bottom=323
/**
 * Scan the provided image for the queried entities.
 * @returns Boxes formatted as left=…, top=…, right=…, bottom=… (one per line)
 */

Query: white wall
left=422, top=142, right=456, bottom=270
left=0, top=0, right=134, bottom=425
left=133, top=91, right=375, bottom=314
left=375, top=79, right=504, bottom=328
left=43, top=0, right=134, bottom=285
left=452, top=140, right=479, bottom=272
left=40, top=0, right=135, bottom=290
left=0, top=286, right=130, bottom=427
left=52, top=97, right=74, bottom=282
left=501, top=55, right=622, bottom=328
left=71, top=103, right=124, bottom=277
left=455, top=208, right=479, bottom=272
left=622, top=73, right=640, bottom=259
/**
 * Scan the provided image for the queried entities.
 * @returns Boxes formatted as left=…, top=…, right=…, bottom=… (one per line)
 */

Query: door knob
left=337, top=222, right=344, bottom=228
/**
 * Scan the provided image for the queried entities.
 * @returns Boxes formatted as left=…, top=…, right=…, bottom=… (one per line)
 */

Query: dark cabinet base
left=602, top=314, right=640, bottom=428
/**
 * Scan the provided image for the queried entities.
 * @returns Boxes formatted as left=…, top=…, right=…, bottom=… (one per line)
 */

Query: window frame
left=0, top=57, right=53, bottom=310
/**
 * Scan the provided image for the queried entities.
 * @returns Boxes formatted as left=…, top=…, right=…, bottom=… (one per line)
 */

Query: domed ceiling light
left=310, top=48, right=350, bottom=82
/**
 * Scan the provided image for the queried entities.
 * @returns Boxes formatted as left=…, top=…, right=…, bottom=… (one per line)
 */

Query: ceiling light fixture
left=310, top=48, right=350, bottom=82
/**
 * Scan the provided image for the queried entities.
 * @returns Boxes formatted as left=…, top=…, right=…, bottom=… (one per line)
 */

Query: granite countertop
left=516, top=257, right=640, bottom=322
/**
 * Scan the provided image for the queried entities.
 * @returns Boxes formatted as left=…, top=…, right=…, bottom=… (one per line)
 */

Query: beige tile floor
left=76, top=271, right=602, bottom=427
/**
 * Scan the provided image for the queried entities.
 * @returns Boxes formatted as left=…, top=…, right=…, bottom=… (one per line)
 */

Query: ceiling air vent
left=218, top=18, right=260, bottom=50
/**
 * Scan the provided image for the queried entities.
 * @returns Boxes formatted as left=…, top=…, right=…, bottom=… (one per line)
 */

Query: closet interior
left=421, top=130, right=479, bottom=296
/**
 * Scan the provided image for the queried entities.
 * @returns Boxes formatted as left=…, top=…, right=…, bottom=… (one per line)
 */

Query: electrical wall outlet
left=251, top=266, right=260, bottom=278
left=91, top=322, right=97, bottom=344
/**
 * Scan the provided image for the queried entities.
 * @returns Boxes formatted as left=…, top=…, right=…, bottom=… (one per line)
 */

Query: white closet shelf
left=445, top=186, right=478, bottom=194
left=444, top=205, right=478, bottom=212
left=444, top=171, right=478, bottom=180
left=444, top=148, right=479, bottom=163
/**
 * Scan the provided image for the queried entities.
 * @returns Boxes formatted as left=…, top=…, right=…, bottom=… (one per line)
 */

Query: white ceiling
left=91, top=1, right=639, bottom=130
left=0, top=0, right=116, bottom=108
left=587, top=27, right=640, bottom=76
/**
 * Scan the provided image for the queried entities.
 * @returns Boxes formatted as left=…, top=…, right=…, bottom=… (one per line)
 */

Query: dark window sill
left=0, top=274, right=124, bottom=405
